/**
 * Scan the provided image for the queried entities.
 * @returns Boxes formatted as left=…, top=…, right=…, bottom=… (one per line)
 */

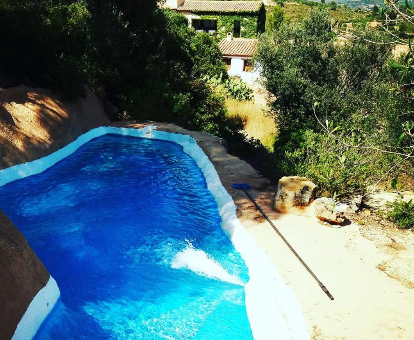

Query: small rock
left=314, top=197, right=345, bottom=225
left=347, top=194, right=363, bottom=213
left=273, top=176, right=317, bottom=214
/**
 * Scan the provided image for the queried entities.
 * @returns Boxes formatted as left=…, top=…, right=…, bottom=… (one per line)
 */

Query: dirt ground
left=1, top=86, right=414, bottom=339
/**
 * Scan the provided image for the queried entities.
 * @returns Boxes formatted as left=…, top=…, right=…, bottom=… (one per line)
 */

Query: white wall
left=229, top=58, right=245, bottom=76
left=164, top=0, right=185, bottom=9
left=181, top=11, right=201, bottom=28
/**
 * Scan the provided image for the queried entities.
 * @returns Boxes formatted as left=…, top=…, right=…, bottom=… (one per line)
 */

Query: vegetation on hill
left=281, top=0, right=366, bottom=23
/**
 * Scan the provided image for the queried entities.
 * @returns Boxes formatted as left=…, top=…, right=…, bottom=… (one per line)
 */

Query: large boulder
left=273, top=176, right=317, bottom=213
left=0, top=208, right=51, bottom=340
left=314, top=197, right=346, bottom=224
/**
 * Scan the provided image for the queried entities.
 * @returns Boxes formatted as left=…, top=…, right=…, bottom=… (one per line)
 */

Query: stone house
left=218, top=34, right=258, bottom=76
left=165, top=0, right=266, bottom=39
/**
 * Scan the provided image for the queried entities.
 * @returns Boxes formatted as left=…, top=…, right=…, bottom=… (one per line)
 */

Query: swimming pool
left=0, top=127, right=309, bottom=340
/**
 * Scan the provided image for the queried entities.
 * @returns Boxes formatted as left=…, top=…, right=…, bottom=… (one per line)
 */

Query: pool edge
left=149, top=129, right=310, bottom=340
left=11, top=276, right=60, bottom=340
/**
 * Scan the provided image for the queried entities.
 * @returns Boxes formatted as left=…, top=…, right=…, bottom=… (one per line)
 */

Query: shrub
left=398, top=21, right=414, bottom=35
left=273, top=127, right=386, bottom=197
left=387, top=199, right=414, bottom=229
left=224, top=77, right=253, bottom=101
left=266, top=5, right=285, bottom=32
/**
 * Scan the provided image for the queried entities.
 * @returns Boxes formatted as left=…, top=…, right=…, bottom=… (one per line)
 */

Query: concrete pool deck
left=112, top=122, right=414, bottom=340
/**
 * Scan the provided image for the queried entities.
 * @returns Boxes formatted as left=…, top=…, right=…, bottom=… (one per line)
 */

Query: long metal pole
left=242, top=188, right=334, bottom=300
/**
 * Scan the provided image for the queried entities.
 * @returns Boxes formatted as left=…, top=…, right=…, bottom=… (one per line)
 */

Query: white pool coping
left=11, top=277, right=60, bottom=340
left=1, top=126, right=309, bottom=340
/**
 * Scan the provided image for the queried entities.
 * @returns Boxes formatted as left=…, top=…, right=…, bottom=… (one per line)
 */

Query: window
left=192, top=19, right=217, bottom=32
left=234, top=20, right=241, bottom=37
left=223, top=57, right=231, bottom=71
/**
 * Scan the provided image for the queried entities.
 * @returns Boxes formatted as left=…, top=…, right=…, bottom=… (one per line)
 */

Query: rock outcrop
left=0, top=85, right=109, bottom=169
left=273, top=176, right=317, bottom=214
left=0, top=209, right=50, bottom=340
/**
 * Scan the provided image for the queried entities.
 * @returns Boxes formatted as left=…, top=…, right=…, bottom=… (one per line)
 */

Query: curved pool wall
left=0, top=126, right=310, bottom=340
left=11, top=277, right=60, bottom=340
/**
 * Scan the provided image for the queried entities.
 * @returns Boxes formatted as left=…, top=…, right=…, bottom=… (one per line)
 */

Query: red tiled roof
left=178, top=1, right=263, bottom=13
left=219, top=37, right=258, bottom=57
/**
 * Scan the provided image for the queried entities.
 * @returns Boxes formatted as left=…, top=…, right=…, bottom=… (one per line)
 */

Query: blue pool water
left=0, top=134, right=253, bottom=339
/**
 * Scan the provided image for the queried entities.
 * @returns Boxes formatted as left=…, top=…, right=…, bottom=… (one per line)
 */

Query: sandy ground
left=114, top=122, right=414, bottom=340
left=1, top=86, right=414, bottom=339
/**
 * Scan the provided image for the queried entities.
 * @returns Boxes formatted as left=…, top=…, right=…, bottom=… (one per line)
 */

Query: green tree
left=0, top=0, right=91, bottom=97
left=266, top=5, right=284, bottom=32
left=256, top=8, right=412, bottom=197
left=0, top=0, right=228, bottom=134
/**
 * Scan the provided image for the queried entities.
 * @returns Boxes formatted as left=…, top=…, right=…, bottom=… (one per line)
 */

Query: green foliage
left=114, top=9, right=228, bottom=134
left=257, top=8, right=335, bottom=130
left=0, top=0, right=91, bottom=97
left=224, top=78, right=253, bottom=101
left=0, top=1, right=229, bottom=135
left=398, top=20, right=414, bottom=35
left=256, top=8, right=414, bottom=197
left=190, top=32, right=228, bottom=78
left=204, top=75, right=253, bottom=101
left=387, top=199, right=414, bottom=229
left=200, top=13, right=261, bottom=39
left=266, top=5, right=285, bottom=32
left=289, top=0, right=322, bottom=7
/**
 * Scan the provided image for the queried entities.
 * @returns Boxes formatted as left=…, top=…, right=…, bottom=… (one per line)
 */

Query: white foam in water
left=171, top=244, right=244, bottom=286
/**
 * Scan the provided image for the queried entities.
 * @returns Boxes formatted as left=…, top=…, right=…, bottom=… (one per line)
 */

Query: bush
left=398, top=21, right=414, bottom=35
left=266, top=5, right=285, bottom=32
left=0, top=2, right=229, bottom=134
left=224, top=77, right=253, bottom=101
left=273, top=127, right=387, bottom=197
left=387, top=199, right=414, bottom=229
left=204, top=75, right=253, bottom=101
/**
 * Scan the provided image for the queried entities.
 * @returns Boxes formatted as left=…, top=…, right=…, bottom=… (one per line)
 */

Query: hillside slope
left=0, top=85, right=109, bottom=169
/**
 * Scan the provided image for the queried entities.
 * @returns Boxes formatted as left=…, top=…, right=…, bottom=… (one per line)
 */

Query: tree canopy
left=0, top=0, right=227, bottom=133
left=256, top=8, right=414, bottom=197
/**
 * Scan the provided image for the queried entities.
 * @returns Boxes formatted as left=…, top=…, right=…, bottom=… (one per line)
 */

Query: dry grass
left=226, top=98, right=277, bottom=151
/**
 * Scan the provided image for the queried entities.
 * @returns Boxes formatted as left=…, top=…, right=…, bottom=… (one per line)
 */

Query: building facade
left=165, top=0, right=265, bottom=40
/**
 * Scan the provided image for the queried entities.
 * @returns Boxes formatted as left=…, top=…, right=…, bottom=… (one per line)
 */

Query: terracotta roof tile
left=219, top=37, right=258, bottom=57
left=178, top=1, right=263, bottom=13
